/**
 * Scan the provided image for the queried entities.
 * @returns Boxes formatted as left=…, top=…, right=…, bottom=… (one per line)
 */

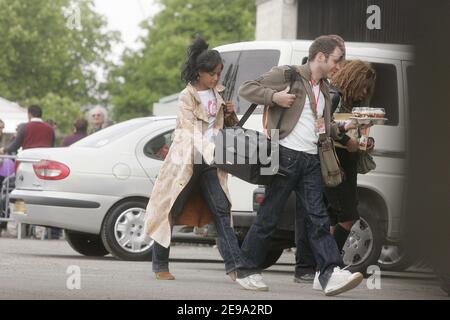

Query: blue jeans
left=237, top=145, right=343, bottom=288
left=295, top=202, right=317, bottom=276
left=152, top=165, right=246, bottom=274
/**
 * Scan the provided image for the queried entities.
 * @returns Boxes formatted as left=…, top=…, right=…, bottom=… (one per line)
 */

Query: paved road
left=0, top=238, right=448, bottom=300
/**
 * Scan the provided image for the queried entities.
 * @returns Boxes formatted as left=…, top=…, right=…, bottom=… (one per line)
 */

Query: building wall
left=256, top=0, right=298, bottom=40
left=296, top=0, right=414, bottom=44
left=256, top=0, right=414, bottom=44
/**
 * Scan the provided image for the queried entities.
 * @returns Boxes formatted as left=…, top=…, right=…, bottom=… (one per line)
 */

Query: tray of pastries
left=350, top=107, right=387, bottom=125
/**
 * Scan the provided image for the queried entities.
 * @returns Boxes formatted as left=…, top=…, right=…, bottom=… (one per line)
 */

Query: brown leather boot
left=155, top=271, right=175, bottom=280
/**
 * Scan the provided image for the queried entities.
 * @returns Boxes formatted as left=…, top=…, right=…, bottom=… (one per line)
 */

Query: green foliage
left=107, top=0, right=256, bottom=121
left=0, top=0, right=118, bottom=105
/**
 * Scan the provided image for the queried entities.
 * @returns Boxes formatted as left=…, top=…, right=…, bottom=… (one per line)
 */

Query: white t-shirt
left=197, top=89, right=217, bottom=144
left=279, top=82, right=325, bottom=154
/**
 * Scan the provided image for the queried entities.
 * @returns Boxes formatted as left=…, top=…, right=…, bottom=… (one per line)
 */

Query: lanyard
left=309, top=80, right=322, bottom=115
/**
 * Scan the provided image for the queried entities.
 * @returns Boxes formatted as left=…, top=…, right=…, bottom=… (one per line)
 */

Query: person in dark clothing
left=327, top=60, right=377, bottom=250
left=1, top=105, right=55, bottom=154
left=236, top=36, right=364, bottom=296
left=294, top=60, right=377, bottom=285
left=1, top=105, right=55, bottom=238
left=61, top=118, right=88, bottom=147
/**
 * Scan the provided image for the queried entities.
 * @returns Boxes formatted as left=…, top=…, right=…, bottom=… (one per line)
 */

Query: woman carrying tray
left=326, top=59, right=377, bottom=252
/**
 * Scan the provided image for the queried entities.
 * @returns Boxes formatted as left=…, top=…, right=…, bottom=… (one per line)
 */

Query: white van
left=214, top=40, right=414, bottom=272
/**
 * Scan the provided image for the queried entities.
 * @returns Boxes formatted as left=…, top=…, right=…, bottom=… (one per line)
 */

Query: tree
left=107, top=0, right=256, bottom=122
left=0, top=0, right=119, bottom=105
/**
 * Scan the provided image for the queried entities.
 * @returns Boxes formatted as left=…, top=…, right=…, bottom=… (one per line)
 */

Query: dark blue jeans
left=152, top=165, right=246, bottom=274
left=237, top=145, right=343, bottom=288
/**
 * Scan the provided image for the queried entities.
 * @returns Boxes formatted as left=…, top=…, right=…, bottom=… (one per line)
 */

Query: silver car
left=11, top=117, right=180, bottom=260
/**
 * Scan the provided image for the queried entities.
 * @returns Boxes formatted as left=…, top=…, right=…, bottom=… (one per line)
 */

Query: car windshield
left=73, top=118, right=153, bottom=148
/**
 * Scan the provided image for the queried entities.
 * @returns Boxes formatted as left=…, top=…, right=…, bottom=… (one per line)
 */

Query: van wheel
left=378, top=244, right=412, bottom=271
left=101, top=199, right=153, bottom=261
left=259, top=248, right=284, bottom=269
left=65, top=230, right=109, bottom=257
left=342, top=200, right=383, bottom=274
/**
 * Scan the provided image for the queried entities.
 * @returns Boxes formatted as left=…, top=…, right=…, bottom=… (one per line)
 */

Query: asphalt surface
left=0, top=238, right=448, bottom=300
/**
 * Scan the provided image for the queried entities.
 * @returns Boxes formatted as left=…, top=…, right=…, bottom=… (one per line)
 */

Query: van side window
left=370, top=63, right=399, bottom=126
left=233, top=50, right=280, bottom=115
left=220, top=50, right=280, bottom=115
left=144, top=130, right=174, bottom=161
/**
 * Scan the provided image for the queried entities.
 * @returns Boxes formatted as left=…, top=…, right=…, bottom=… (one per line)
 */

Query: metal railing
left=0, top=155, right=16, bottom=234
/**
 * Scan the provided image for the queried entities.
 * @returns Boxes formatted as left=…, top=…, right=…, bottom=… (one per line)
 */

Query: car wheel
left=65, top=230, right=109, bottom=257
left=342, top=200, right=383, bottom=274
left=101, top=199, right=153, bottom=261
left=378, top=244, right=412, bottom=272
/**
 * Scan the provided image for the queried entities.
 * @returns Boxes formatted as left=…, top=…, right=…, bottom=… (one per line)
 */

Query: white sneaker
left=324, top=267, right=363, bottom=296
left=236, top=273, right=269, bottom=291
left=313, top=271, right=322, bottom=290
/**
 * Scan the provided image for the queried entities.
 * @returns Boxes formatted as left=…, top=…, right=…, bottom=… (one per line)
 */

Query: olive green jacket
left=239, top=64, right=344, bottom=141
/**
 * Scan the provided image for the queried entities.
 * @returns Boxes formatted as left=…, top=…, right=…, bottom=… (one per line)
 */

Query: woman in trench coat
left=144, top=37, right=245, bottom=281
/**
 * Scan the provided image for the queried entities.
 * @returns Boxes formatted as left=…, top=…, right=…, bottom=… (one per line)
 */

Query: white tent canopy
left=0, top=97, right=28, bottom=134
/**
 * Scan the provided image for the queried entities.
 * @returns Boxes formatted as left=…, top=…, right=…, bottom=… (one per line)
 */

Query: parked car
left=9, top=116, right=256, bottom=260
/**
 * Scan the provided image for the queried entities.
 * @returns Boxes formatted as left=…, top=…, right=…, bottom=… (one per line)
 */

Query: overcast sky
left=93, top=0, right=161, bottom=60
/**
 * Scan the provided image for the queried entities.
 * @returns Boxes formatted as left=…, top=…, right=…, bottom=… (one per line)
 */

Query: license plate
left=14, top=200, right=27, bottom=214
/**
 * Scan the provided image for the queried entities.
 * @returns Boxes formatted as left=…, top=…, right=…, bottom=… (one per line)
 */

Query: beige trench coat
left=144, top=84, right=238, bottom=248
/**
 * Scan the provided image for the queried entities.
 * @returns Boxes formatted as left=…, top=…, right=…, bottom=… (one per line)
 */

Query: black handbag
left=213, top=66, right=302, bottom=185
left=357, top=150, right=376, bottom=174
left=213, top=103, right=286, bottom=185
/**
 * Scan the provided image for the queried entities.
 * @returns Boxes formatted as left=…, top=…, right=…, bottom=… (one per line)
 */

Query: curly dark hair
left=331, top=60, right=376, bottom=110
left=181, top=36, right=223, bottom=84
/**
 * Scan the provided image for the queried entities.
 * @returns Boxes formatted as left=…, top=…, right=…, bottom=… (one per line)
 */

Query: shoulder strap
left=237, top=103, right=258, bottom=127
left=330, top=87, right=342, bottom=114
left=298, top=77, right=317, bottom=119
left=298, top=76, right=330, bottom=141
left=286, top=65, right=299, bottom=94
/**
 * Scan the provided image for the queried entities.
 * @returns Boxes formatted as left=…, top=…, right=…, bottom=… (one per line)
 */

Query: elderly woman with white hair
left=88, top=106, right=113, bottom=134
